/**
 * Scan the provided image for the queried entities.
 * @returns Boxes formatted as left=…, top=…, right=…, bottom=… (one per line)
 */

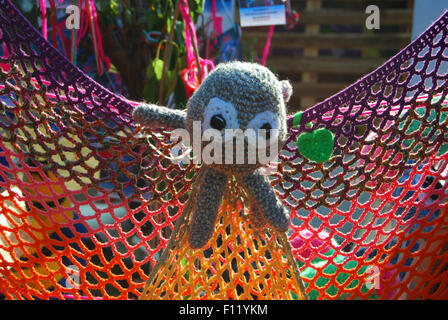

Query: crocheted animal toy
left=133, top=61, right=292, bottom=248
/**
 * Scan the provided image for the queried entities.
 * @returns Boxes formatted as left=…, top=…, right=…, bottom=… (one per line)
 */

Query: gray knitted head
left=186, top=61, right=292, bottom=175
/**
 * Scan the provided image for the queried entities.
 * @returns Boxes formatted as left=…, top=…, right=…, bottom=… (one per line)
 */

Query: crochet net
left=0, top=1, right=447, bottom=299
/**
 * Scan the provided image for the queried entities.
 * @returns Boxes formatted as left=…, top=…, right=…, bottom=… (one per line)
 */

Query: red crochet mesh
left=0, top=1, right=447, bottom=299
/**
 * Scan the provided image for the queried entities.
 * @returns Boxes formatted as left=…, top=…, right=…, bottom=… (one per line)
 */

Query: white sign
left=239, top=0, right=286, bottom=27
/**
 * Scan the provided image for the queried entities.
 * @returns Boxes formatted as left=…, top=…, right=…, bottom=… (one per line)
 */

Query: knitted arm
left=238, top=169, right=290, bottom=232
left=188, top=168, right=228, bottom=249
left=133, top=103, right=187, bottom=130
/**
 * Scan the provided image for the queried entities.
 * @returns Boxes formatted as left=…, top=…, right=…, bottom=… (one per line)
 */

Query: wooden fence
left=241, top=0, right=414, bottom=112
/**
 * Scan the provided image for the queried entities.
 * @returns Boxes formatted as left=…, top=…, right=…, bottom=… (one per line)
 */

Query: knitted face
left=186, top=62, right=292, bottom=175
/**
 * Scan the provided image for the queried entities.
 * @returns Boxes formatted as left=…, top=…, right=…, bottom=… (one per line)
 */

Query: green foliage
left=13, top=0, right=205, bottom=106
left=242, top=37, right=258, bottom=63
left=97, top=0, right=120, bottom=22
left=187, top=0, right=205, bottom=22
left=134, top=0, right=203, bottom=107
left=89, top=1, right=206, bottom=106
left=144, top=40, right=182, bottom=104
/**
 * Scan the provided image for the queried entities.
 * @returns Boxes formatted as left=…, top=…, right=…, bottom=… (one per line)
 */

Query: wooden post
left=301, top=0, right=322, bottom=109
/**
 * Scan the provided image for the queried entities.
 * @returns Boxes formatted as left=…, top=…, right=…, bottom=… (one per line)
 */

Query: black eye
left=260, top=123, right=272, bottom=140
left=210, top=114, right=226, bottom=131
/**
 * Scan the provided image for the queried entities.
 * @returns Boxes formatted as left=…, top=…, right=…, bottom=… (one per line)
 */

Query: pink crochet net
left=0, top=1, right=447, bottom=299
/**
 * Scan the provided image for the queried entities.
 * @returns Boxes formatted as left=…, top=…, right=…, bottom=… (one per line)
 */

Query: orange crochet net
left=0, top=1, right=448, bottom=300
left=140, top=175, right=307, bottom=300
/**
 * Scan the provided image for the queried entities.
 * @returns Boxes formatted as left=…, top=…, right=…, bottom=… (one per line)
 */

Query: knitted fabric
left=0, top=1, right=447, bottom=300
left=140, top=178, right=307, bottom=300
left=238, top=168, right=290, bottom=232
left=187, top=167, right=228, bottom=248
left=185, top=61, right=289, bottom=175
left=133, top=61, right=292, bottom=247
left=133, top=104, right=187, bottom=130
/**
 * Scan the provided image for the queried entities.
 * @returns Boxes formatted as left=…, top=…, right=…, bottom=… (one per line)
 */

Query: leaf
left=146, top=62, right=155, bottom=79
left=166, top=17, right=172, bottom=34
left=292, top=112, right=302, bottom=127
left=109, top=0, right=120, bottom=16
left=152, top=58, right=165, bottom=81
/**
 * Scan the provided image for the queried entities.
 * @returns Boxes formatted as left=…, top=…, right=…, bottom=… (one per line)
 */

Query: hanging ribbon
left=261, top=25, right=275, bottom=66
left=39, top=0, right=47, bottom=40
left=86, top=0, right=103, bottom=75
left=36, top=0, right=107, bottom=71
left=76, top=1, right=90, bottom=48
left=70, top=0, right=78, bottom=64
left=91, top=1, right=110, bottom=71
left=179, top=0, right=198, bottom=69
left=49, top=0, right=57, bottom=47
left=285, top=0, right=299, bottom=30
left=211, top=0, right=219, bottom=46
left=38, top=0, right=57, bottom=46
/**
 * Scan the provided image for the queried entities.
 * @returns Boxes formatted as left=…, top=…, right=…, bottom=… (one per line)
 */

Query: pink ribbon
left=87, top=0, right=102, bottom=74
left=211, top=0, right=220, bottom=46
left=261, top=25, right=275, bottom=66
left=179, top=0, right=214, bottom=93
left=179, top=0, right=198, bottom=66
left=39, top=0, right=47, bottom=40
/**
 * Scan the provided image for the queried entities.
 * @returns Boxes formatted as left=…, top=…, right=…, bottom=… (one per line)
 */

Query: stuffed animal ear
left=280, top=80, right=293, bottom=103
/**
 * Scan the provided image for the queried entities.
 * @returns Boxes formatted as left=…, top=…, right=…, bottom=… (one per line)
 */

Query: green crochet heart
left=296, top=128, right=334, bottom=163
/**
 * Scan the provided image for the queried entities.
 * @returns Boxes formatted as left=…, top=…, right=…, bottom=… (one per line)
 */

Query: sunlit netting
left=140, top=173, right=307, bottom=300
left=0, top=0, right=447, bottom=300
